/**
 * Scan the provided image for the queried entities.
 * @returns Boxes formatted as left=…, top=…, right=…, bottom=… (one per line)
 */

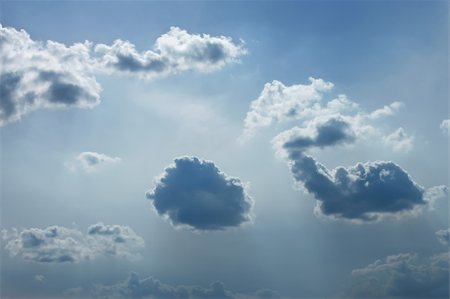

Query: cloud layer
left=350, top=252, right=449, bottom=298
left=94, top=272, right=280, bottom=299
left=0, top=24, right=246, bottom=126
left=146, top=156, right=253, bottom=231
left=2, top=223, right=144, bottom=263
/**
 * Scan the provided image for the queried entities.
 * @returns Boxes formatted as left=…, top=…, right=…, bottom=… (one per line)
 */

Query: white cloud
left=1, top=24, right=246, bottom=126
left=0, top=24, right=101, bottom=126
left=240, top=77, right=403, bottom=141
left=2, top=223, right=144, bottom=263
left=440, top=119, right=450, bottom=135
left=383, top=127, right=414, bottom=153
left=95, top=26, right=246, bottom=80
left=66, top=151, right=121, bottom=172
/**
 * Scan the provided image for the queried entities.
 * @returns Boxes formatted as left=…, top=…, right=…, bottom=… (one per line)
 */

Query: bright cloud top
left=146, top=156, right=253, bottom=231
left=66, top=151, right=121, bottom=172
left=0, top=24, right=246, bottom=126
left=96, top=26, right=246, bottom=79
left=240, top=77, right=403, bottom=140
left=1, top=223, right=145, bottom=263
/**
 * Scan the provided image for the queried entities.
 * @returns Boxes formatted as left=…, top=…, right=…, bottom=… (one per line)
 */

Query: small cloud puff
left=440, top=119, right=450, bottom=135
left=383, top=127, right=414, bottom=153
left=66, top=151, right=121, bottom=172
left=1, top=223, right=144, bottom=263
left=146, top=156, right=253, bottom=231
left=435, top=228, right=450, bottom=246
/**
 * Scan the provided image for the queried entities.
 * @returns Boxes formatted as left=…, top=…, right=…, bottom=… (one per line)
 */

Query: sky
left=0, top=1, right=449, bottom=298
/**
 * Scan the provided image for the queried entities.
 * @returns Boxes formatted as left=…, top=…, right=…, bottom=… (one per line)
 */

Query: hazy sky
left=1, top=1, right=449, bottom=298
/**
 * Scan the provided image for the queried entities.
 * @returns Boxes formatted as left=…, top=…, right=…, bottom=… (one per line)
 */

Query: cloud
left=440, top=119, right=450, bottom=135
left=0, top=24, right=101, bottom=126
left=272, top=116, right=356, bottom=158
left=1, top=24, right=246, bottom=126
left=349, top=252, right=449, bottom=298
left=290, top=153, right=426, bottom=222
left=146, top=156, right=253, bottom=231
left=272, top=113, right=445, bottom=222
left=95, top=26, right=247, bottom=79
left=34, top=274, right=45, bottom=282
left=66, top=151, right=121, bottom=172
left=367, top=101, right=403, bottom=119
left=383, top=127, right=414, bottom=153
left=2, top=223, right=144, bottom=263
left=240, top=77, right=403, bottom=140
left=94, top=272, right=282, bottom=299
left=94, top=272, right=234, bottom=299
left=436, top=228, right=450, bottom=246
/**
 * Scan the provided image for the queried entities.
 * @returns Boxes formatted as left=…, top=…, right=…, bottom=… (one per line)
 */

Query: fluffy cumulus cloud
left=0, top=24, right=101, bottom=126
left=95, top=26, right=246, bottom=79
left=272, top=118, right=445, bottom=222
left=440, top=119, right=450, bottom=135
left=146, top=156, right=253, bottom=231
left=0, top=24, right=246, bottom=126
left=349, top=252, right=449, bottom=298
left=1, top=223, right=144, bottom=263
left=241, top=77, right=403, bottom=140
left=66, top=151, right=121, bottom=172
left=436, top=228, right=450, bottom=246
left=383, top=127, right=414, bottom=153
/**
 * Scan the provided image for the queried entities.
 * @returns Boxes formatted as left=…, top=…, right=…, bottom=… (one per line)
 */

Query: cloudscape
left=1, top=1, right=448, bottom=298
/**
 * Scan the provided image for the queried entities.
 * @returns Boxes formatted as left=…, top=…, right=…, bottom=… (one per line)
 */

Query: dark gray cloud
left=271, top=117, right=438, bottom=222
left=275, top=117, right=355, bottom=153
left=288, top=152, right=426, bottom=222
left=1, top=223, right=144, bottom=263
left=349, top=252, right=449, bottom=298
left=95, top=272, right=234, bottom=299
left=436, top=228, right=450, bottom=246
left=146, top=156, right=253, bottom=231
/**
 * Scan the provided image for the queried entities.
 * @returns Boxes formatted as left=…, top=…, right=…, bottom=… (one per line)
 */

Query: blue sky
left=1, top=1, right=449, bottom=298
